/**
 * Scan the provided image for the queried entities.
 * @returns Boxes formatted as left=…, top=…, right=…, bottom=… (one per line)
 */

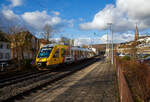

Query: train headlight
left=37, top=62, right=47, bottom=66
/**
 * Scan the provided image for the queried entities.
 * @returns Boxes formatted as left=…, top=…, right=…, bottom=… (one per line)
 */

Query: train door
left=60, top=48, right=66, bottom=63
left=52, top=48, right=60, bottom=65
left=75, top=50, right=77, bottom=62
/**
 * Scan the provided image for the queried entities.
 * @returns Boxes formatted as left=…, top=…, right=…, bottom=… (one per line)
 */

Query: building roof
left=39, top=39, right=49, bottom=44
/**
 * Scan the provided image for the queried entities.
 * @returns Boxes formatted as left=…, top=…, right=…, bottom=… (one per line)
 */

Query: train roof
left=42, top=44, right=66, bottom=47
left=71, top=47, right=92, bottom=52
left=42, top=44, right=56, bottom=47
left=42, top=44, right=93, bottom=52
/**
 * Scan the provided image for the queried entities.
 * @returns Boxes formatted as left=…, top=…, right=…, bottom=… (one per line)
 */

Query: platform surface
left=50, top=61, right=119, bottom=102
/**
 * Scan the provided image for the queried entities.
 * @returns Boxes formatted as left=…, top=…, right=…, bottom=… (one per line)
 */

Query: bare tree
left=59, top=37, right=71, bottom=45
left=8, top=25, right=31, bottom=70
left=43, top=24, right=53, bottom=43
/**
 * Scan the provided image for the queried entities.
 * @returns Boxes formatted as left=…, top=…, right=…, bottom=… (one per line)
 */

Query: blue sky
left=0, top=0, right=115, bottom=37
left=0, top=0, right=150, bottom=45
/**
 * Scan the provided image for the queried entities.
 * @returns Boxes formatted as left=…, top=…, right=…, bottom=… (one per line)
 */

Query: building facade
left=0, top=30, right=11, bottom=64
left=0, top=41, right=11, bottom=63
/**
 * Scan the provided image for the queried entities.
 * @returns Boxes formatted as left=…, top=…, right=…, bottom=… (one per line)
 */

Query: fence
left=115, top=57, right=134, bottom=102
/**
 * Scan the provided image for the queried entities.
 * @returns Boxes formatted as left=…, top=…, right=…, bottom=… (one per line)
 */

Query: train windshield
left=38, top=47, right=53, bottom=58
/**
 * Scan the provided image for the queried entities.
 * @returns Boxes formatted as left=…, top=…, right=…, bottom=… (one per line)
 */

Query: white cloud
left=22, top=10, right=62, bottom=30
left=0, top=1, right=73, bottom=33
left=51, top=11, right=60, bottom=16
left=2, top=9, right=19, bottom=20
left=74, top=38, right=103, bottom=46
left=9, top=0, right=22, bottom=7
left=21, top=10, right=74, bottom=31
left=79, top=0, right=150, bottom=32
left=79, top=18, right=84, bottom=21
left=64, top=19, right=74, bottom=28
left=74, top=38, right=90, bottom=46
left=117, top=0, right=150, bottom=20
left=100, top=33, right=134, bottom=43
left=74, top=33, right=134, bottom=46
left=99, top=34, right=108, bottom=43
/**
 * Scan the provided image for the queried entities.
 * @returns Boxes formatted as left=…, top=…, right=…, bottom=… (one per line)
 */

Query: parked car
left=140, top=56, right=150, bottom=65
left=119, top=53, right=125, bottom=57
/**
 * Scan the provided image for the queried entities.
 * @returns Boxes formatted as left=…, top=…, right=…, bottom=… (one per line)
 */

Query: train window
left=53, top=49, right=59, bottom=58
left=71, top=50, right=73, bottom=56
left=66, top=49, right=69, bottom=56
left=78, top=51, right=80, bottom=57
left=85, top=52, right=87, bottom=57
left=61, top=48, right=66, bottom=57
left=81, top=51, right=83, bottom=57
left=38, top=47, right=53, bottom=58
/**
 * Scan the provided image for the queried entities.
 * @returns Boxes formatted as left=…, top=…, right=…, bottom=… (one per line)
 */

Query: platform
left=19, top=60, right=119, bottom=102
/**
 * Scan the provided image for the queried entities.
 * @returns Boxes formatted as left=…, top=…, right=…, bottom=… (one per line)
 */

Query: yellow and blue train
left=36, top=44, right=95, bottom=69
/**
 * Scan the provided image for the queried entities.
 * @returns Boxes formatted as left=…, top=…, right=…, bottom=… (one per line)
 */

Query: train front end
left=36, top=46, right=53, bottom=69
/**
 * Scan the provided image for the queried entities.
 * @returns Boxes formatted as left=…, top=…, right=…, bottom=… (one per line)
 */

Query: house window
left=5, top=53, right=10, bottom=59
left=7, top=44, right=10, bottom=49
left=0, top=53, right=3, bottom=59
left=0, top=44, right=3, bottom=49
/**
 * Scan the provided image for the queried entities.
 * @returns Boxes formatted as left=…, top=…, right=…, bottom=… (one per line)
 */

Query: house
left=39, top=39, right=49, bottom=48
left=0, top=31, right=11, bottom=64
left=10, top=31, right=40, bottom=60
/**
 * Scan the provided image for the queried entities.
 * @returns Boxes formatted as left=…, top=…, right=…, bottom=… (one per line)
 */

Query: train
left=35, top=44, right=95, bottom=69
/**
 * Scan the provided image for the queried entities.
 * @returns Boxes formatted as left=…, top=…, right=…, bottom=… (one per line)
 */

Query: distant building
left=90, top=44, right=106, bottom=55
left=116, top=25, right=150, bottom=54
left=0, top=31, right=11, bottom=64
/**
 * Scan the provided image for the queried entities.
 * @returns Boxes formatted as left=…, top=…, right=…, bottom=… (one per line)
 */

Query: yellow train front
left=36, top=44, right=95, bottom=69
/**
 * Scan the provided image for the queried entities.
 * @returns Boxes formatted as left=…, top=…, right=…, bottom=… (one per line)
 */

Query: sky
left=0, top=0, right=150, bottom=45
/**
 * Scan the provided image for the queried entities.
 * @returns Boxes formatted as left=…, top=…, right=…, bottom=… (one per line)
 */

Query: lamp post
left=107, top=23, right=113, bottom=65
left=111, top=27, right=114, bottom=65
left=106, top=29, right=109, bottom=58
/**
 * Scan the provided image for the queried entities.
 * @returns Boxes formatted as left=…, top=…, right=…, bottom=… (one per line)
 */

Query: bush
left=22, top=59, right=33, bottom=69
left=117, top=58, right=150, bottom=102
left=122, top=55, right=131, bottom=61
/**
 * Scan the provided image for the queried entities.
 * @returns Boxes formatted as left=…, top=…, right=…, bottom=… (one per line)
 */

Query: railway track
left=0, top=57, right=100, bottom=102
left=0, top=70, right=51, bottom=88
